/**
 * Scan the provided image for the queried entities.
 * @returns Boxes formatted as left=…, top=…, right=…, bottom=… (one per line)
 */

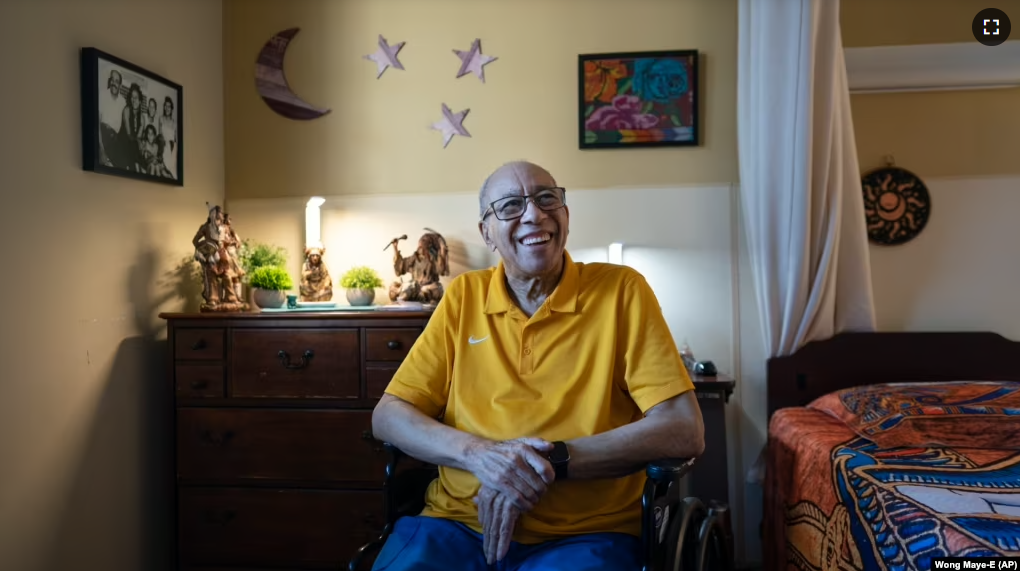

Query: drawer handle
left=387, top=340, right=401, bottom=350
left=191, top=339, right=207, bottom=351
left=205, top=509, right=236, bottom=525
left=278, top=349, right=314, bottom=369
left=190, top=380, right=209, bottom=390
left=200, top=430, right=234, bottom=446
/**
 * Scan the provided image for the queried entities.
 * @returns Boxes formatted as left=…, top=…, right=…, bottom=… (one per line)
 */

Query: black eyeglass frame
left=480, top=187, right=567, bottom=222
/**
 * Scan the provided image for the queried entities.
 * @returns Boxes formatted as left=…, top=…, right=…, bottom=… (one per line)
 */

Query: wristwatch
left=548, top=441, right=570, bottom=480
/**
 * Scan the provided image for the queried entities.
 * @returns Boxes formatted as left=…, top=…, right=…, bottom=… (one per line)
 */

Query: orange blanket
left=765, top=382, right=1020, bottom=571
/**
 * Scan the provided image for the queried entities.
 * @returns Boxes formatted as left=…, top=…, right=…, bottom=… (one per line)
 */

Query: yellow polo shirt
left=383, top=251, right=694, bottom=543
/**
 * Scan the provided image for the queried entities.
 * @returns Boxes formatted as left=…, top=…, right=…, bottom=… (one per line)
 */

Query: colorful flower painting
left=578, top=50, right=699, bottom=149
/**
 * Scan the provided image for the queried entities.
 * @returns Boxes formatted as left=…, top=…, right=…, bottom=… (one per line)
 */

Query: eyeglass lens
left=492, top=189, right=564, bottom=220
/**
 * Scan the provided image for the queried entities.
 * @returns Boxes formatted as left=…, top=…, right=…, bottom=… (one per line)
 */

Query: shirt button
left=524, top=348, right=532, bottom=355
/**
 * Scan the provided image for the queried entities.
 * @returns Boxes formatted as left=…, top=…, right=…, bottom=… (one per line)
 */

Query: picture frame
left=80, top=47, right=183, bottom=186
left=578, top=49, right=699, bottom=150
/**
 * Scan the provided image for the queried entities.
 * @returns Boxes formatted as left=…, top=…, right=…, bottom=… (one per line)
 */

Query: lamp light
left=608, top=242, right=623, bottom=265
left=305, top=196, right=325, bottom=248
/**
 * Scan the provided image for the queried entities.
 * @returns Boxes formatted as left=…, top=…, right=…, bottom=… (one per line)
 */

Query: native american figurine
left=192, top=203, right=248, bottom=312
left=387, top=228, right=449, bottom=305
left=221, top=211, right=245, bottom=300
left=299, top=245, right=333, bottom=302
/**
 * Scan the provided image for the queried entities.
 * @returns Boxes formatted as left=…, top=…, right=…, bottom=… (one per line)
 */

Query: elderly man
left=370, top=161, right=705, bottom=571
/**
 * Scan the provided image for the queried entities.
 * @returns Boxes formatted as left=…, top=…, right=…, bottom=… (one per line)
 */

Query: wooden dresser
left=159, top=310, right=432, bottom=570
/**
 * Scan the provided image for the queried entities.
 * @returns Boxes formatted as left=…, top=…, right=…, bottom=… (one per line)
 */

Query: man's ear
left=478, top=221, right=493, bottom=251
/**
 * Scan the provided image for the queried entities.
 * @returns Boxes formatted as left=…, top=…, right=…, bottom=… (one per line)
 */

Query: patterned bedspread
left=765, top=381, right=1020, bottom=571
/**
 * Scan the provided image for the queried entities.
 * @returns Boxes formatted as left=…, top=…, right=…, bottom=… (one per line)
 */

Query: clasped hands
left=466, top=437, right=557, bottom=564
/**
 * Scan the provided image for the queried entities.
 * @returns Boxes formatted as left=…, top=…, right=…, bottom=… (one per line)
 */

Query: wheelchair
left=348, top=444, right=735, bottom=571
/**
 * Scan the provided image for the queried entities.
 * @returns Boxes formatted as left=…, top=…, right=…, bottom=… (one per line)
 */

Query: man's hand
left=463, top=437, right=555, bottom=511
left=474, top=486, right=521, bottom=564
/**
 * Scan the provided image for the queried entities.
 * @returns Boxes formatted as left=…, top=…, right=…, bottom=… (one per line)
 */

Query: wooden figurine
left=192, top=203, right=249, bottom=312
left=387, top=228, right=449, bottom=305
left=222, top=211, right=245, bottom=300
left=299, top=245, right=333, bottom=302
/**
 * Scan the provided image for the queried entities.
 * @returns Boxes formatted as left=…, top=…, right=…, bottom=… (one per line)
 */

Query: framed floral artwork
left=578, top=49, right=699, bottom=149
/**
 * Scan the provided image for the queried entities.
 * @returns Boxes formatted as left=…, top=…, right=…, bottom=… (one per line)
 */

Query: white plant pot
left=253, top=288, right=286, bottom=309
left=346, top=288, right=375, bottom=306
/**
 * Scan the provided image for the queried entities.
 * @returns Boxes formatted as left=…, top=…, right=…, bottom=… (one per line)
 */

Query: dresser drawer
left=178, top=487, right=383, bottom=569
left=176, top=364, right=225, bottom=398
left=365, top=328, right=421, bottom=361
left=365, top=366, right=397, bottom=399
left=177, top=408, right=387, bottom=483
left=176, top=328, right=225, bottom=361
left=231, top=329, right=360, bottom=399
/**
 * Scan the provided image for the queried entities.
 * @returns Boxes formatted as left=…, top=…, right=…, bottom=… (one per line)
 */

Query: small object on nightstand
left=694, top=361, right=717, bottom=376
left=679, top=339, right=696, bottom=372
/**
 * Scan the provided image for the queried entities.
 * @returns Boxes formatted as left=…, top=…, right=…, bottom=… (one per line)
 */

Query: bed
left=764, top=331, right=1020, bottom=571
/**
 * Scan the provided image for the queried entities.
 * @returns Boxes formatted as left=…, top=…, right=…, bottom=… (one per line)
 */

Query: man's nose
left=519, top=197, right=547, bottom=223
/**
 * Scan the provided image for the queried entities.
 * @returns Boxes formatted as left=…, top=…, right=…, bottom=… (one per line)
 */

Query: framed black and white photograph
left=80, top=47, right=183, bottom=186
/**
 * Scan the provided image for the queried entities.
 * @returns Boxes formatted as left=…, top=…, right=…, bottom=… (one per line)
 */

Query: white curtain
left=738, top=0, right=876, bottom=361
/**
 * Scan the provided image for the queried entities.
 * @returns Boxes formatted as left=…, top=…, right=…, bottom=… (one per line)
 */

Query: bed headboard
left=766, top=331, right=1020, bottom=419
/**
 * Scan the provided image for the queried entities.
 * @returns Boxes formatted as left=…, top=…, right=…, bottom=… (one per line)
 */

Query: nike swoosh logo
left=468, top=336, right=489, bottom=345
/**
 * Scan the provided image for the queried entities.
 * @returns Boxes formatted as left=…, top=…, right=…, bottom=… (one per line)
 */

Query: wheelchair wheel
left=667, top=497, right=707, bottom=571
left=696, top=501, right=735, bottom=571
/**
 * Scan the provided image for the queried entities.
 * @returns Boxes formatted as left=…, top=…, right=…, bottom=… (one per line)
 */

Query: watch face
left=550, top=442, right=569, bottom=463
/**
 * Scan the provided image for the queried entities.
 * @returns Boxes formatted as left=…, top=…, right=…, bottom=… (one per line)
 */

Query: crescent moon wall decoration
left=255, top=28, right=331, bottom=120
left=861, top=161, right=931, bottom=246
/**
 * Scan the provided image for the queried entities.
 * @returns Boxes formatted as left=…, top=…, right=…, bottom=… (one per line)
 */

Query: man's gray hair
left=478, top=160, right=553, bottom=219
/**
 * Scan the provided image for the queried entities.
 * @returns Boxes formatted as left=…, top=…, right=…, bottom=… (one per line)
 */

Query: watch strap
left=551, top=440, right=569, bottom=480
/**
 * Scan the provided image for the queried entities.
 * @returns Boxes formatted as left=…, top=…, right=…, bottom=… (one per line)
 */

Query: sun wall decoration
left=579, top=49, right=700, bottom=149
left=861, top=158, right=932, bottom=246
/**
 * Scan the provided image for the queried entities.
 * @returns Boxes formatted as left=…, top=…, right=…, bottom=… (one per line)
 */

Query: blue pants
left=370, top=515, right=642, bottom=571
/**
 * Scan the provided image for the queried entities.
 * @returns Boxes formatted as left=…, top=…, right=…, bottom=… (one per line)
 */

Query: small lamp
left=608, top=242, right=624, bottom=265
left=301, top=196, right=333, bottom=302
left=305, top=196, right=326, bottom=248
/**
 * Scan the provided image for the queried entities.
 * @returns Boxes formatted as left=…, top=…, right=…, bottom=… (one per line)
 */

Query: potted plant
left=249, top=266, right=293, bottom=309
left=340, top=266, right=383, bottom=306
left=236, top=240, right=288, bottom=305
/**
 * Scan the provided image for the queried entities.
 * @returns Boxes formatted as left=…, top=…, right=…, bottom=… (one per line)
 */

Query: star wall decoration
left=363, top=34, right=405, bottom=78
left=453, top=38, right=497, bottom=83
left=430, top=103, right=471, bottom=148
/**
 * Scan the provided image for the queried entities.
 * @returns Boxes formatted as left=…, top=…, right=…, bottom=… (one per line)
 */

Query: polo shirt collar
left=484, top=251, right=580, bottom=314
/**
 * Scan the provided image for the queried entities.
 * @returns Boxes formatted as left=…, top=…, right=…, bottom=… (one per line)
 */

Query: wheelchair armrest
left=383, top=441, right=406, bottom=463
left=646, top=457, right=696, bottom=483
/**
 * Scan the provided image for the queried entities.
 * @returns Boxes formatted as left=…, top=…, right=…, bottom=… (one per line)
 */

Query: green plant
left=239, top=239, right=288, bottom=276
left=340, top=266, right=383, bottom=290
left=249, top=266, right=293, bottom=291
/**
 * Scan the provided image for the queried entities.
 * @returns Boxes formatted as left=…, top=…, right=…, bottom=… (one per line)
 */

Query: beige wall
left=224, top=0, right=738, bottom=199
left=842, top=0, right=1020, bottom=337
left=0, top=1, right=223, bottom=569
left=845, top=0, right=1020, bottom=178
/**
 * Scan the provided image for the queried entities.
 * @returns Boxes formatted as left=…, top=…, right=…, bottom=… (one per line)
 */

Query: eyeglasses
left=482, top=187, right=566, bottom=221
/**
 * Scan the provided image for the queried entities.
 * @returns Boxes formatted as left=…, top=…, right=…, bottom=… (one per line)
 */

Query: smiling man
left=369, top=161, right=705, bottom=571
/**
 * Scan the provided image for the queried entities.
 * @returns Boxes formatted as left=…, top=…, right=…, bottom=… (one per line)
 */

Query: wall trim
left=846, top=41, right=1020, bottom=94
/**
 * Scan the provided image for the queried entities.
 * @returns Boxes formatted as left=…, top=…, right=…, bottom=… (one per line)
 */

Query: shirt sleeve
left=620, top=271, right=695, bottom=413
left=383, top=276, right=462, bottom=418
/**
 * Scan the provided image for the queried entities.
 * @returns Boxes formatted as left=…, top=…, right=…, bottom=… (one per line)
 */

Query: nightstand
left=689, top=373, right=736, bottom=506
